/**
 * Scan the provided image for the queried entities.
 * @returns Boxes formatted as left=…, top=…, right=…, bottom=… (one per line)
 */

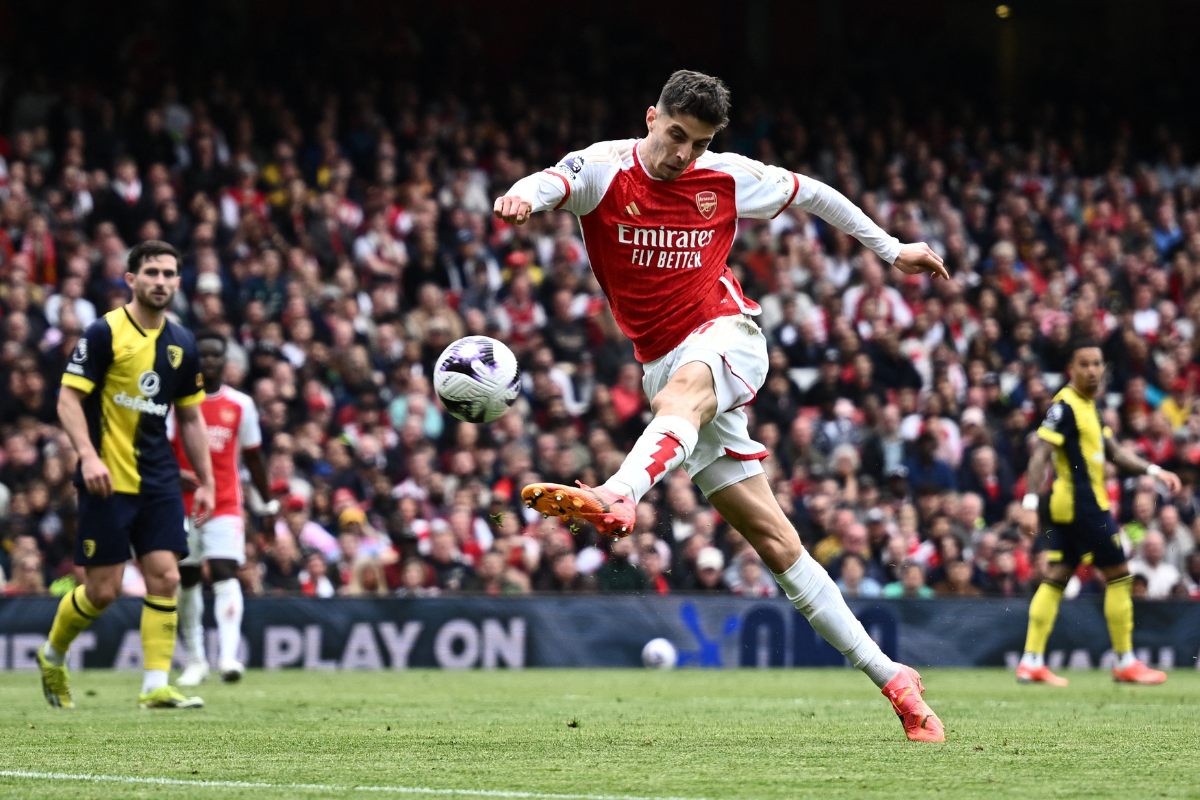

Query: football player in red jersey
left=496, top=71, right=948, bottom=742
left=171, top=330, right=277, bottom=686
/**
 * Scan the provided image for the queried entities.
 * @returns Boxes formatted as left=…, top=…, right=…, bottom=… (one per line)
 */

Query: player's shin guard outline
left=1105, top=574, right=1134, bottom=654
left=48, top=585, right=101, bottom=656
left=141, top=595, right=178, bottom=672
left=212, top=578, right=243, bottom=663
left=603, top=415, right=698, bottom=503
left=1024, top=579, right=1066, bottom=656
left=178, top=584, right=206, bottom=664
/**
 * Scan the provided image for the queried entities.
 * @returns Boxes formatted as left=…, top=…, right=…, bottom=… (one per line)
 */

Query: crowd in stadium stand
left=2, top=74, right=1200, bottom=603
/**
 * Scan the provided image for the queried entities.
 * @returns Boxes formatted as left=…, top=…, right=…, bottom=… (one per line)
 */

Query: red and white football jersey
left=169, top=385, right=262, bottom=519
left=509, top=139, right=901, bottom=362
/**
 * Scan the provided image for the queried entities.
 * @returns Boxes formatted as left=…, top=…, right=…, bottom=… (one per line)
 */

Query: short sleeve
left=1037, top=401, right=1073, bottom=447
left=61, top=319, right=113, bottom=395
left=173, top=337, right=205, bottom=407
left=237, top=396, right=262, bottom=450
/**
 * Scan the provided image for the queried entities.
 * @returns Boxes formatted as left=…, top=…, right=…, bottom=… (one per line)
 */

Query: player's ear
left=646, top=106, right=657, bottom=130
left=124, top=271, right=136, bottom=291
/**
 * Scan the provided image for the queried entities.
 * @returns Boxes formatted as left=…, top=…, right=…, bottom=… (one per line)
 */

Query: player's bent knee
left=208, top=559, right=239, bottom=583
left=85, top=583, right=120, bottom=610
left=179, top=565, right=203, bottom=588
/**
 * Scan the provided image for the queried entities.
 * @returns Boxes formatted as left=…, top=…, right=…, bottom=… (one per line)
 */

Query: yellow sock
left=141, top=595, right=178, bottom=672
left=48, top=585, right=102, bottom=654
left=1105, top=575, right=1134, bottom=654
left=1023, top=580, right=1065, bottom=655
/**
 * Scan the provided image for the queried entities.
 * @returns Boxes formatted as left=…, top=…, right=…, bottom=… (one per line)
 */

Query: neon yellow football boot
left=138, top=685, right=204, bottom=709
left=37, top=645, right=74, bottom=708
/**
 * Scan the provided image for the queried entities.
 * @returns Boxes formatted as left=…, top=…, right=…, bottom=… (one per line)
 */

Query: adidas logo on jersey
left=113, top=391, right=169, bottom=417
left=625, top=202, right=641, bottom=215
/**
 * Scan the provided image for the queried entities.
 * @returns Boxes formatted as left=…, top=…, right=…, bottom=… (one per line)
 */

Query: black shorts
left=1045, top=508, right=1126, bottom=570
left=76, top=490, right=188, bottom=566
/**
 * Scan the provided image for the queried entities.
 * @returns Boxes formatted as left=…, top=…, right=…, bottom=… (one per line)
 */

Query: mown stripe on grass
left=0, top=770, right=715, bottom=800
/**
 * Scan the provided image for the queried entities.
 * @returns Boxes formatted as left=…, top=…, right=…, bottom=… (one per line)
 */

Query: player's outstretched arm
left=1105, top=435, right=1181, bottom=495
left=787, top=173, right=949, bottom=280
left=1020, top=438, right=1055, bottom=536
left=177, top=403, right=217, bottom=525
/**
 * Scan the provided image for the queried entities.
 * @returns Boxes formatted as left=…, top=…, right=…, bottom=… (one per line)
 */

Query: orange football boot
left=522, top=481, right=636, bottom=537
left=1015, top=663, right=1069, bottom=686
left=1112, top=660, right=1167, bottom=684
left=881, top=665, right=945, bottom=742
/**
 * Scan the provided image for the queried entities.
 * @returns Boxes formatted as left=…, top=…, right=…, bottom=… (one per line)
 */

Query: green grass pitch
left=1, top=668, right=1198, bottom=800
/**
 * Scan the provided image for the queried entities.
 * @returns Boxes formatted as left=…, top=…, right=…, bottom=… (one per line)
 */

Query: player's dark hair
left=194, top=329, right=227, bottom=350
left=127, top=240, right=182, bottom=273
left=657, top=70, right=731, bottom=131
left=1066, top=338, right=1103, bottom=363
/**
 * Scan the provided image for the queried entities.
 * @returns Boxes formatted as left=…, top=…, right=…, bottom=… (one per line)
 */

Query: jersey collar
left=122, top=305, right=166, bottom=338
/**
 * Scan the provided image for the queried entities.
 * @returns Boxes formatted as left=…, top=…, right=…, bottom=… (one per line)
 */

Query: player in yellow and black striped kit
left=38, top=240, right=217, bottom=709
left=1018, top=339, right=1180, bottom=685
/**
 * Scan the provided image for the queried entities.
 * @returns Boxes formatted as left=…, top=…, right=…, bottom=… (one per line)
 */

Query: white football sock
left=141, top=669, right=168, bottom=694
left=773, top=550, right=901, bottom=688
left=178, top=584, right=206, bottom=665
left=1115, top=651, right=1136, bottom=670
left=212, top=578, right=244, bottom=663
left=603, top=415, right=698, bottom=502
left=1020, top=651, right=1044, bottom=669
left=41, top=641, right=66, bottom=667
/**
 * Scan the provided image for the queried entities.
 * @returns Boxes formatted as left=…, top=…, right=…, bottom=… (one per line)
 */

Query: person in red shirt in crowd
left=1136, top=411, right=1177, bottom=466
left=219, top=159, right=269, bottom=230
left=639, top=547, right=671, bottom=594
left=491, top=272, right=546, bottom=353
left=609, top=362, right=648, bottom=424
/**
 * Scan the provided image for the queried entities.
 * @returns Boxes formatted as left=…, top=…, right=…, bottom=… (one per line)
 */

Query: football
left=641, top=637, right=678, bottom=670
left=433, top=336, right=521, bottom=423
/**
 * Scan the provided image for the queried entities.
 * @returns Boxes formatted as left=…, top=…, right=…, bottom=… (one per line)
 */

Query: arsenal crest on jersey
left=695, top=191, right=717, bottom=220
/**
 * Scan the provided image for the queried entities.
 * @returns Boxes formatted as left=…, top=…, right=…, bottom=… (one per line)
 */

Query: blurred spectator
left=933, top=560, right=983, bottom=597
left=300, top=551, right=336, bottom=598
left=883, top=562, right=933, bottom=598
left=3, top=552, right=45, bottom=595
left=835, top=553, right=883, bottom=598
left=262, top=535, right=304, bottom=594
left=682, top=546, right=730, bottom=593
left=597, top=537, right=650, bottom=593
left=1129, top=531, right=1182, bottom=599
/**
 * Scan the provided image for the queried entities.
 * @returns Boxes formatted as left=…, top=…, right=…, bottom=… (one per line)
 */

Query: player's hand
left=493, top=195, right=533, bottom=225
left=81, top=453, right=113, bottom=497
left=1020, top=508, right=1040, bottom=537
left=179, top=469, right=200, bottom=493
left=192, top=483, right=216, bottom=527
left=893, top=242, right=950, bottom=281
left=1156, top=469, right=1182, bottom=496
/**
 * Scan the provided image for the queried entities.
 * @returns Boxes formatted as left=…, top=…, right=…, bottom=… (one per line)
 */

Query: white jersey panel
left=508, top=139, right=634, bottom=217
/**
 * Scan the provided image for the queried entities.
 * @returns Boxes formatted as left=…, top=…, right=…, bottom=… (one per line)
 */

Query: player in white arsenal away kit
left=169, top=330, right=277, bottom=685
left=497, top=71, right=949, bottom=742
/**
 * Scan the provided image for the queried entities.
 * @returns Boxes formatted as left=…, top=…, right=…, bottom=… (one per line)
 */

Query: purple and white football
left=433, top=336, right=521, bottom=423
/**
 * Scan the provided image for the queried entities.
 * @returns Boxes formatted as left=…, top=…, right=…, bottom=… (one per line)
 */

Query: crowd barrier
left=0, top=596, right=1197, bottom=671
